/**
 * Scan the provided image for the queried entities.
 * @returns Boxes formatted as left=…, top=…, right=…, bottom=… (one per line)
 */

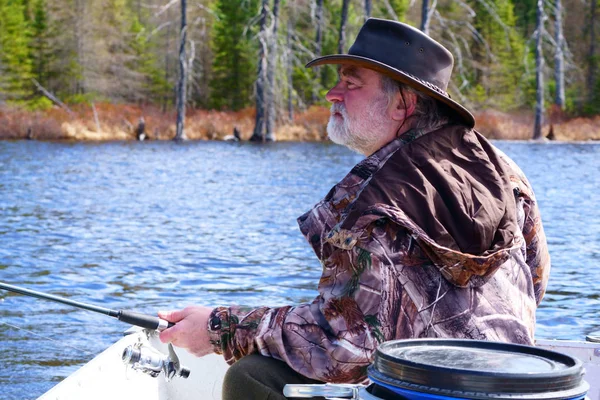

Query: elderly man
left=158, top=19, right=550, bottom=399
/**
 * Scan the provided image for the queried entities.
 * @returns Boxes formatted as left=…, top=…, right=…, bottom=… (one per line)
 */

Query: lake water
left=0, top=140, right=599, bottom=399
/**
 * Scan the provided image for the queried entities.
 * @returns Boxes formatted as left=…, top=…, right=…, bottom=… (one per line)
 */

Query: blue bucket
left=365, top=339, right=589, bottom=400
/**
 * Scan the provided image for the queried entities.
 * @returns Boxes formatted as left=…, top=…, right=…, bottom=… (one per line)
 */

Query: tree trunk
left=265, top=0, right=280, bottom=142
left=338, top=0, right=350, bottom=54
left=163, top=6, right=173, bottom=112
left=174, top=0, right=187, bottom=142
left=250, top=0, right=269, bottom=142
left=315, top=0, right=324, bottom=57
left=554, top=0, right=565, bottom=109
left=420, top=0, right=431, bottom=35
left=287, top=18, right=294, bottom=122
left=533, top=0, right=544, bottom=140
left=365, top=0, right=372, bottom=21
left=311, top=0, right=324, bottom=104
left=75, top=0, right=85, bottom=95
left=186, top=39, right=195, bottom=108
left=587, top=0, right=597, bottom=104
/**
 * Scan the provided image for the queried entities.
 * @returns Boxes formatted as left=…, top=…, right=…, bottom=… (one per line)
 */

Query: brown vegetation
left=1, top=104, right=599, bottom=142
left=474, top=107, right=600, bottom=141
left=0, top=104, right=329, bottom=142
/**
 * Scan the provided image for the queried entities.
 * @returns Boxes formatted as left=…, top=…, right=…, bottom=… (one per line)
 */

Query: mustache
left=330, top=103, right=347, bottom=116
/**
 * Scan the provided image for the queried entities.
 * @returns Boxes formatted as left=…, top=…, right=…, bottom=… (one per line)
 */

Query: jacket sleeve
left=519, top=184, right=551, bottom=305
left=206, top=234, right=398, bottom=383
left=496, top=148, right=551, bottom=305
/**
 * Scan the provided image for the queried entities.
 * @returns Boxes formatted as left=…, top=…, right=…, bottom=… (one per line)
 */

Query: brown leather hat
left=306, top=18, right=475, bottom=128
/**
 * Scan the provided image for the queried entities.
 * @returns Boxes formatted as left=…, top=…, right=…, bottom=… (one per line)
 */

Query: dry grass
left=0, top=106, right=67, bottom=140
left=473, top=110, right=536, bottom=140
left=474, top=107, right=600, bottom=141
left=1, top=103, right=599, bottom=142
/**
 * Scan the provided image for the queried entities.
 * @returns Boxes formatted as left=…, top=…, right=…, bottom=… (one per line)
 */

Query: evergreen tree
left=513, top=0, right=537, bottom=38
left=209, top=0, right=258, bottom=110
left=30, top=0, right=51, bottom=85
left=0, top=0, right=34, bottom=103
left=467, top=0, right=528, bottom=110
left=0, top=0, right=596, bottom=119
left=127, top=10, right=169, bottom=102
left=94, top=0, right=140, bottom=101
left=289, top=4, right=322, bottom=107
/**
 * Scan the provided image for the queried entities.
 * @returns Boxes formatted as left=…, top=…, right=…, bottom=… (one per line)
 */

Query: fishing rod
left=0, top=281, right=173, bottom=331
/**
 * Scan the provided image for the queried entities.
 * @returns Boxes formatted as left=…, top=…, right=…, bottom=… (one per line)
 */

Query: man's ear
left=390, top=89, right=416, bottom=121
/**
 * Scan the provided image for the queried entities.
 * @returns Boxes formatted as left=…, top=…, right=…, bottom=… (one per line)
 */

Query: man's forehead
left=338, top=65, right=377, bottom=81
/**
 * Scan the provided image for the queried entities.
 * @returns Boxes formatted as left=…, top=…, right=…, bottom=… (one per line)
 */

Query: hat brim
left=306, top=54, right=475, bottom=128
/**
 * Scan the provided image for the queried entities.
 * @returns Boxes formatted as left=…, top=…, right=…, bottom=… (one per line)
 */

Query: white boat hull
left=38, top=330, right=229, bottom=400
left=38, top=332, right=600, bottom=400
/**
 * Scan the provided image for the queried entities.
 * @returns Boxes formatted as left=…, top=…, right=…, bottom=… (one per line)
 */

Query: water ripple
left=0, top=140, right=598, bottom=399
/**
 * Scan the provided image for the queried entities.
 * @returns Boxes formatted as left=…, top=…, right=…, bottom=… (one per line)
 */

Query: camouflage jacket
left=207, top=124, right=550, bottom=383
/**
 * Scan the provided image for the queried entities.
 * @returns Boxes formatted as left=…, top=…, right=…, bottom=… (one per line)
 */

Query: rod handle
left=117, top=310, right=174, bottom=331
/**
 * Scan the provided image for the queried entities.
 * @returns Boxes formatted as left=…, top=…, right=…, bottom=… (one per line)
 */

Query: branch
left=31, top=79, right=74, bottom=117
left=155, top=0, right=179, bottom=17
left=188, top=38, right=196, bottom=75
left=472, top=0, right=513, bottom=49
left=147, top=21, right=174, bottom=39
left=192, top=2, right=220, bottom=20
left=290, top=31, right=317, bottom=59
left=91, top=102, right=101, bottom=132
left=382, top=0, right=398, bottom=20
left=451, top=0, right=476, bottom=18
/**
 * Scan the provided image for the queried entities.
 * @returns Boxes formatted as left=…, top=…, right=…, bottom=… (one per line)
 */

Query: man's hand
left=158, top=306, right=214, bottom=357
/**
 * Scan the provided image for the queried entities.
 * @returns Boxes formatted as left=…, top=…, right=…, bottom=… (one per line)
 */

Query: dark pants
left=222, top=354, right=324, bottom=400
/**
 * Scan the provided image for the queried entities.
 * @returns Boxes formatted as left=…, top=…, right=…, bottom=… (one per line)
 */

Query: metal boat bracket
left=283, top=383, right=364, bottom=399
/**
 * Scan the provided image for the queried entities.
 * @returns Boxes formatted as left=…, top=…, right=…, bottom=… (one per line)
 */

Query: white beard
left=326, top=95, right=390, bottom=155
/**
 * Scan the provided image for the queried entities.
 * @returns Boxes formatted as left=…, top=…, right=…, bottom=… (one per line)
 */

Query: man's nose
left=325, top=82, right=344, bottom=103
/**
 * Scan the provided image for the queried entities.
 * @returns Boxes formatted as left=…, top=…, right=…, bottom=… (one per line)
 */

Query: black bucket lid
left=369, top=339, right=589, bottom=400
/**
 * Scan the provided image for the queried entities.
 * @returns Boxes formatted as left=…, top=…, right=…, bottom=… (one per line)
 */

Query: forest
left=1, top=0, right=599, bottom=141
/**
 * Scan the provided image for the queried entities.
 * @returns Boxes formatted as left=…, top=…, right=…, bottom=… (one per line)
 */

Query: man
left=158, top=19, right=550, bottom=399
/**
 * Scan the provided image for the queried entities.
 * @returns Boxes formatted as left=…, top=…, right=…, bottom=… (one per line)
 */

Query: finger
left=158, top=309, right=187, bottom=323
left=159, top=323, right=180, bottom=343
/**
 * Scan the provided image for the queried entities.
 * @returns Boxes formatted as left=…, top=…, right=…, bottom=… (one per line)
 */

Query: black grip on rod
left=117, top=310, right=174, bottom=330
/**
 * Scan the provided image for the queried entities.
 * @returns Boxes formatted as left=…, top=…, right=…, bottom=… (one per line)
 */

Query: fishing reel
left=122, top=342, right=190, bottom=381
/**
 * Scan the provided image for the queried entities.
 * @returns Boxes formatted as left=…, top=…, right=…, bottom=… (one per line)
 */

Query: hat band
left=400, top=70, right=451, bottom=99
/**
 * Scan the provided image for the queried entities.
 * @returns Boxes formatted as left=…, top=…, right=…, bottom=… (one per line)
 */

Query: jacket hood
left=340, top=125, right=522, bottom=287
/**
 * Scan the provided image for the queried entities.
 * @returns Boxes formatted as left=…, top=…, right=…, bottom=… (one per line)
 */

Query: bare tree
left=32, top=79, right=74, bottom=116
left=533, top=0, right=545, bottom=140
left=164, top=5, right=174, bottom=112
left=286, top=17, right=294, bottom=121
left=174, top=0, right=188, bottom=142
left=587, top=0, right=597, bottom=104
left=382, top=0, right=399, bottom=20
left=186, top=39, right=196, bottom=106
left=365, top=0, right=372, bottom=21
left=311, top=0, right=324, bottom=104
left=338, top=0, right=350, bottom=54
left=421, top=0, right=436, bottom=36
left=315, top=0, right=324, bottom=58
left=75, top=0, right=85, bottom=94
left=265, top=0, right=281, bottom=141
left=554, top=0, right=565, bottom=109
left=250, top=0, right=269, bottom=142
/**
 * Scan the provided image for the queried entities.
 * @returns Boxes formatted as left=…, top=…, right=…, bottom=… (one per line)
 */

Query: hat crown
left=348, top=18, right=454, bottom=91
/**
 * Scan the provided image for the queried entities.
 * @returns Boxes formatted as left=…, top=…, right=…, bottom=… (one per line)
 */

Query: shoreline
left=1, top=104, right=599, bottom=142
